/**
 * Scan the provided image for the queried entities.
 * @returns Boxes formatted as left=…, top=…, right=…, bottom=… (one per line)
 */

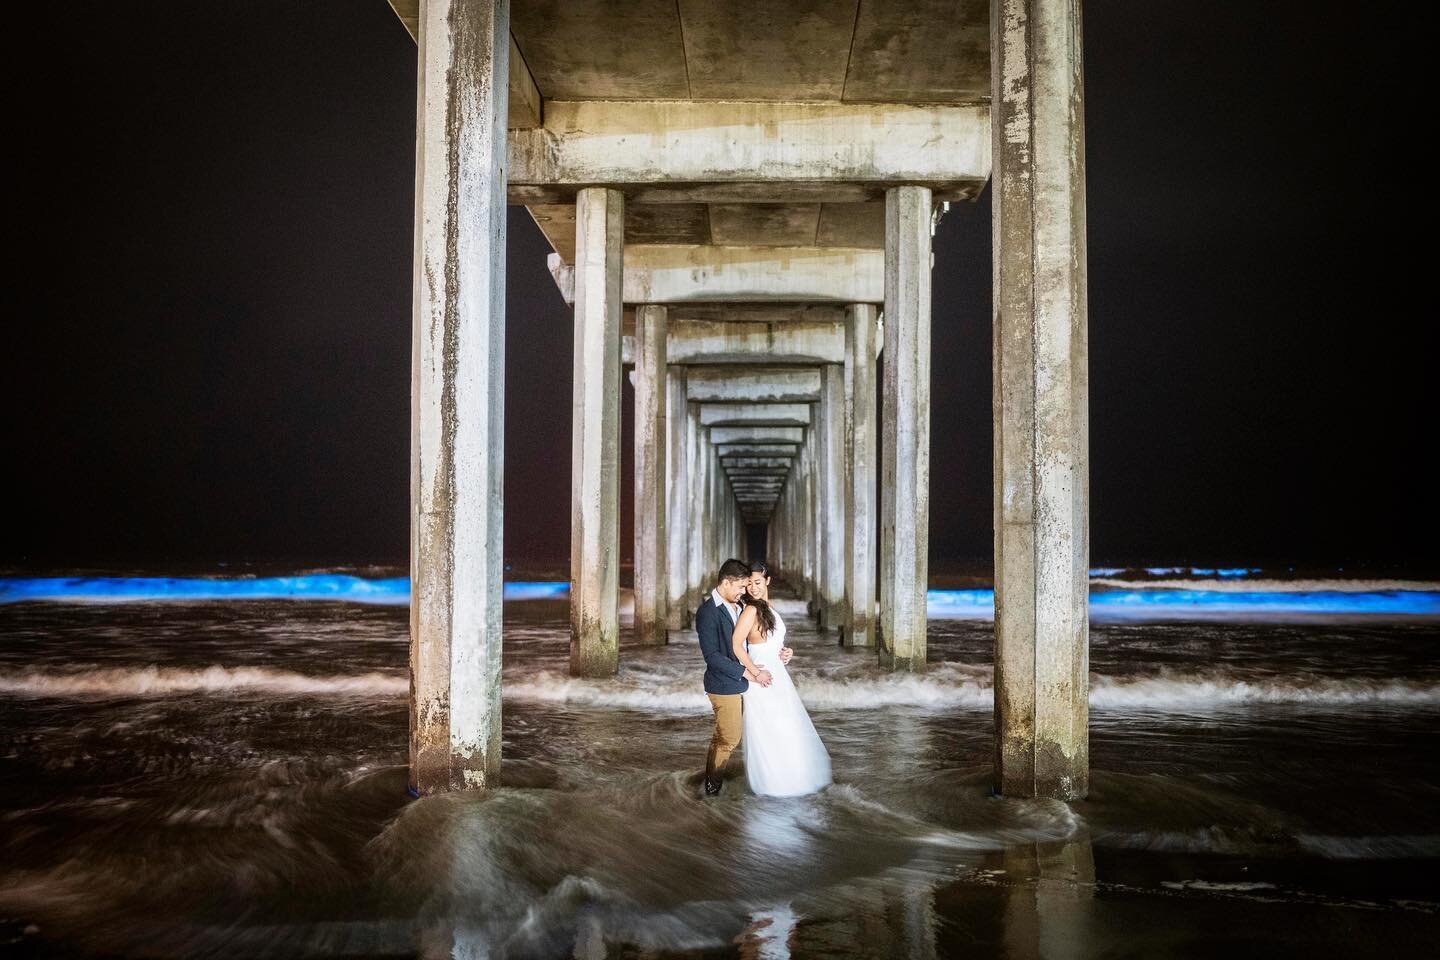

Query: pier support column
left=569, top=186, right=624, bottom=677
left=664, top=368, right=689, bottom=629
left=844, top=303, right=880, bottom=647
left=634, top=305, right=668, bottom=644
left=992, top=0, right=1090, bottom=800
left=409, top=0, right=508, bottom=794
left=880, top=185, right=933, bottom=672
left=818, top=364, right=847, bottom=632
left=686, top=405, right=706, bottom=612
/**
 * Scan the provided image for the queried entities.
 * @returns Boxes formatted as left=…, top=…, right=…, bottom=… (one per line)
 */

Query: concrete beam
left=509, top=100, right=989, bottom=200
left=699, top=403, right=810, bottom=428
left=548, top=246, right=883, bottom=305
left=709, top=426, right=805, bottom=445
left=726, top=467, right=792, bottom=478
left=669, top=318, right=846, bottom=365
left=721, top=457, right=794, bottom=469
left=993, top=0, right=1091, bottom=802
left=569, top=187, right=624, bottom=678
left=621, top=317, right=845, bottom=368
left=716, top=443, right=799, bottom=458
left=409, top=0, right=507, bottom=795
left=686, top=367, right=823, bottom=404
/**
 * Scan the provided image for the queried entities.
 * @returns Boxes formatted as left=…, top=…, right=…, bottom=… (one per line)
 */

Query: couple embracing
left=696, top=558, right=832, bottom=798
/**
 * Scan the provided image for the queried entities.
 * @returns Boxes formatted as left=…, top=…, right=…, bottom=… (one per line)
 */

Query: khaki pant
left=705, top=693, right=743, bottom=780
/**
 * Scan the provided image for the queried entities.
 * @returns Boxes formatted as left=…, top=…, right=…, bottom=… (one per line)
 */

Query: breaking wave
left=0, top=664, right=409, bottom=697
left=4, top=659, right=1438, bottom=713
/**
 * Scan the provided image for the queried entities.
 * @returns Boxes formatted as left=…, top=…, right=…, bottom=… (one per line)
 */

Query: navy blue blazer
left=696, top=594, right=748, bottom=696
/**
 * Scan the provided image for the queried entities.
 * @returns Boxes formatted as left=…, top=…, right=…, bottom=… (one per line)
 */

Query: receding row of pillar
left=407, top=0, right=1089, bottom=801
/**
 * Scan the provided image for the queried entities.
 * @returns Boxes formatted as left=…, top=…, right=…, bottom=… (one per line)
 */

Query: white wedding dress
left=742, top=609, right=832, bottom=797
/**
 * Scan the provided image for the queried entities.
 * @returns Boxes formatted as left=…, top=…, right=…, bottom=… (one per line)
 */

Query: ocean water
left=1, top=570, right=1438, bottom=958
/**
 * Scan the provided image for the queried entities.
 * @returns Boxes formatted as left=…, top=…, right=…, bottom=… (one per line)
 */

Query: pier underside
left=392, top=0, right=1089, bottom=801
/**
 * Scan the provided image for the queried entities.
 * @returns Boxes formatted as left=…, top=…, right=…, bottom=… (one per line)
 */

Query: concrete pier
left=992, top=0, right=1091, bottom=800
left=844, top=303, right=879, bottom=648
left=407, top=0, right=508, bottom=793
left=569, top=186, right=623, bottom=677
left=391, top=0, right=1089, bottom=799
left=879, top=185, right=934, bottom=672
left=633, top=304, right=667, bottom=645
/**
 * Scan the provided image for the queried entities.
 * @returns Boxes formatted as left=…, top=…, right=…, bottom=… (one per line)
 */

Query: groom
left=697, top=558, right=791, bottom=796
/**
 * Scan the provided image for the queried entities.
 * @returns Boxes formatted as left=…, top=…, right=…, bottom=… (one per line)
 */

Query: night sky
left=5, top=2, right=1433, bottom=573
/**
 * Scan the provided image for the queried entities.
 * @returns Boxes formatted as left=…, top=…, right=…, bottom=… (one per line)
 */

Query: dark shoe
left=703, top=776, right=722, bottom=797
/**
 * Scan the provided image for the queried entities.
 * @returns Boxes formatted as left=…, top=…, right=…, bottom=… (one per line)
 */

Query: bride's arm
left=731, top=607, right=763, bottom=673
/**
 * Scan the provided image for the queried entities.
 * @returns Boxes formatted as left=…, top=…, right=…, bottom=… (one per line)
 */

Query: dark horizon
left=5, top=1, right=1435, bottom=574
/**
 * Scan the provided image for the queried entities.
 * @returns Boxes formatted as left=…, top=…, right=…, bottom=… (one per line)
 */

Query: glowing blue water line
left=927, top=588, right=1440, bottom=619
left=3, top=576, right=1436, bottom=618
left=0, top=576, right=569, bottom=605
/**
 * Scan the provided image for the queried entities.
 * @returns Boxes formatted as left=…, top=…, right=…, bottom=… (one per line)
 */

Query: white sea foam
left=1088, top=675, right=1440, bottom=708
left=3, top=664, right=1437, bottom=711
left=0, top=665, right=408, bottom=697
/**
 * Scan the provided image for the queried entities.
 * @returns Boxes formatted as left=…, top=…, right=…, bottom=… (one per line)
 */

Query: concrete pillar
left=880, top=185, right=932, bottom=672
left=844, top=303, right=880, bottom=647
left=992, top=0, right=1090, bottom=800
left=633, top=304, right=668, bottom=645
left=804, top=426, right=819, bottom=608
left=409, top=0, right=508, bottom=794
left=686, top=406, right=706, bottom=613
left=569, top=186, right=624, bottom=677
left=818, top=364, right=847, bottom=632
left=664, top=368, right=689, bottom=629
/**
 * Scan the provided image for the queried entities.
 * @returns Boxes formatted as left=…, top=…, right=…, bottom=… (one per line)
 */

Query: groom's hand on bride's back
left=779, top=647, right=794, bottom=665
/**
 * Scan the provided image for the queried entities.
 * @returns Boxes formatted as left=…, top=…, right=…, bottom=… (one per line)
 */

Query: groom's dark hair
left=717, top=558, right=750, bottom=582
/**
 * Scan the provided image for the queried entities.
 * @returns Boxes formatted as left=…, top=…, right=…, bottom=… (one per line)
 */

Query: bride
left=731, top=561, right=832, bottom=797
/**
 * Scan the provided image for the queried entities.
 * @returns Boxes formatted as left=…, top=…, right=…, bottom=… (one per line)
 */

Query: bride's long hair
left=744, top=560, right=776, bottom=637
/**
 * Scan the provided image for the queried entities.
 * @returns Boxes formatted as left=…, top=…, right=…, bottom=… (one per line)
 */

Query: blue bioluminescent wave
left=0, top=576, right=571, bottom=606
left=1089, top=566, right=1264, bottom=578
left=928, top=588, right=1440, bottom=620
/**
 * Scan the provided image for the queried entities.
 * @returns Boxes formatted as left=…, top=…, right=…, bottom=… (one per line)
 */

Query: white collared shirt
left=710, top=587, right=739, bottom=624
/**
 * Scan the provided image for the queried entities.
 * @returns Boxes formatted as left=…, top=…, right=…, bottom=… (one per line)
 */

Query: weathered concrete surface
left=716, top=443, right=799, bottom=457
left=501, top=0, right=991, bottom=104
left=721, top=457, right=794, bottom=469
left=709, top=426, right=805, bottom=446
left=667, top=319, right=846, bottom=365
left=992, top=0, right=1090, bottom=801
left=633, top=304, right=668, bottom=645
left=817, top=364, right=848, bottom=630
left=535, top=203, right=884, bottom=270
left=699, top=403, right=810, bottom=427
left=844, top=303, right=880, bottom=648
left=547, top=246, right=883, bottom=305
left=569, top=187, right=623, bottom=678
left=687, top=367, right=822, bottom=403
left=386, top=3, right=541, bottom=128
left=510, top=100, right=989, bottom=199
left=879, top=185, right=932, bottom=673
left=685, top=405, right=706, bottom=615
left=664, top=368, right=690, bottom=630
left=409, top=0, right=508, bottom=795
